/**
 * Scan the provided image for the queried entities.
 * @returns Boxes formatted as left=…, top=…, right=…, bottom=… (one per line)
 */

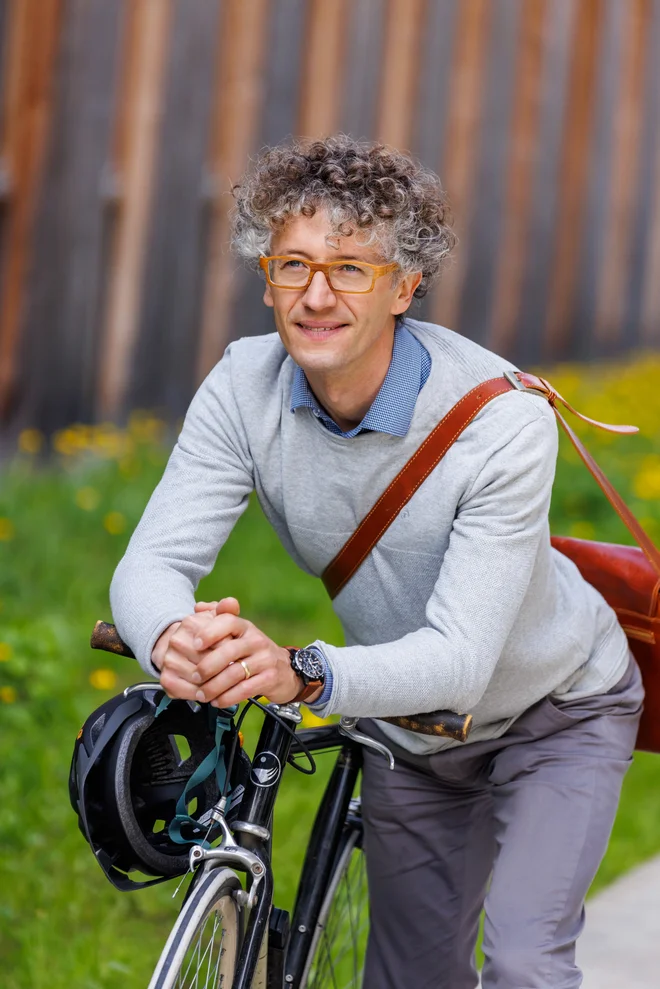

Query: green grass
left=1, top=380, right=660, bottom=986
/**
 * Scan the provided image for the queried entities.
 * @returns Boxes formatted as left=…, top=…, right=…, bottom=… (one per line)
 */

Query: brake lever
left=339, top=716, right=395, bottom=770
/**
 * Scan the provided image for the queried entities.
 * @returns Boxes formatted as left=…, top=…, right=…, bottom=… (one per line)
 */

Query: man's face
left=263, top=210, right=420, bottom=378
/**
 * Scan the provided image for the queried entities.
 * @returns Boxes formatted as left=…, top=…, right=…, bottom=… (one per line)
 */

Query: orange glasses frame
left=259, top=256, right=399, bottom=294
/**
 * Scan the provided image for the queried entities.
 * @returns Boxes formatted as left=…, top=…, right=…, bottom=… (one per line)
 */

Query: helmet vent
left=170, top=734, right=192, bottom=766
left=90, top=713, right=106, bottom=746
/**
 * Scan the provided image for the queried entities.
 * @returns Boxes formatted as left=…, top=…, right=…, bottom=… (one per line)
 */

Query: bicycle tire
left=148, top=867, right=243, bottom=989
left=299, top=825, right=369, bottom=989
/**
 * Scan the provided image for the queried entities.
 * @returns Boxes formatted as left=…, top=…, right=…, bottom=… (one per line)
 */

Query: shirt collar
left=290, top=325, right=425, bottom=438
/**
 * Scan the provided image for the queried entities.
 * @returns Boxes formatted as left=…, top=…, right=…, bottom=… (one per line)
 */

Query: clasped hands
left=152, top=597, right=306, bottom=707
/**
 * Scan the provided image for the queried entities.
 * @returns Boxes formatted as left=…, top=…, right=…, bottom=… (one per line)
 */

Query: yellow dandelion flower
left=89, top=668, right=117, bottom=691
left=633, top=459, right=660, bottom=501
left=569, top=521, right=596, bottom=540
left=18, top=428, right=44, bottom=454
left=0, top=518, right=15, bottom=541
left=0, top=643, right=12, bottom=662
left=103, top=511, right=126, bottom=535
left=128, top=412, right=166, bottom=445
left=52, top=428, right=81, bottom=457
left=75, top=487, right=101, bottom=511
left=301, top=708, right=331, bottom=728
left=91, top=424, right=133, bottom=460
left=0, top=686, right=17, bottom=704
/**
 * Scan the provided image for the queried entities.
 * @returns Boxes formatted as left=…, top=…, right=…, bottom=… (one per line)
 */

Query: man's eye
left=337, top=263, right=361, bottom=273
left=282, top=259, right=305, bottom=269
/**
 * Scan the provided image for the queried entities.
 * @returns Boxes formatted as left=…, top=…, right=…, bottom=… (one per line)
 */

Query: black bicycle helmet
left=69, top=684, right=250, bottom=890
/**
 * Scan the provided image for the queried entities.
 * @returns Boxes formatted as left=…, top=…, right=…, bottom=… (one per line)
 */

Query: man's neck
left=304, top=335, right=395, bottom=433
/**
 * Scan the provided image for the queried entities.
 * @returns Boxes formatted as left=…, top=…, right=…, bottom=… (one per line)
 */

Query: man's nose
left=301, top=270, right=337, bottom=308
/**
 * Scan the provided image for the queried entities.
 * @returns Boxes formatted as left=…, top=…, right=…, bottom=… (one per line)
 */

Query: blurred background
left=2, top=1, right=660, bottom=987
left=1, top=0, right=660, bottom=438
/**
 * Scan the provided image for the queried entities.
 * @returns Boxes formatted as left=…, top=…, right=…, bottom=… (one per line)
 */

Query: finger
left=193, top=634, right=257, bottom=683
left=160, top=651, right=203, bottom=683
left=193, top=655, right=269, bottom=704
left=209, top=672, right=274, bottom=709
left=195, top=600, right=218, bottom=612
left=159, top=669, right=202, bottom=701
left=191, top=613, right=247, bottom=651
left=215, top=597, right=240, bottom=616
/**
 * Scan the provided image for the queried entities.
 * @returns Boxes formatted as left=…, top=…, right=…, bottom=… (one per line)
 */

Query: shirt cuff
left=304, top=645, right=333, bottom=709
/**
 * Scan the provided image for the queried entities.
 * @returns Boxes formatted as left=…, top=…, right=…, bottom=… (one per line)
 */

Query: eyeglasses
left=259, top=256, right=399, bottom=294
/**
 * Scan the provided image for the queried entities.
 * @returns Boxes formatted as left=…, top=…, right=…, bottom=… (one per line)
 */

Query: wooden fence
left=1, top=0, right=660, bottom=435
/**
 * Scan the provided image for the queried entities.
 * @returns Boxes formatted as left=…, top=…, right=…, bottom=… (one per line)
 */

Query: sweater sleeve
left=109, top=350, right=254, bottom=675
left=312, top=412, right=559, bottom=718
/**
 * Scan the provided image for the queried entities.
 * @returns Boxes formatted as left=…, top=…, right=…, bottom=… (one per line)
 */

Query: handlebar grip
left=91, top=620, right=135, bottom=658
left=90, top=621, right=473, bottom=741
left=381, top=711, right=472, bottom=743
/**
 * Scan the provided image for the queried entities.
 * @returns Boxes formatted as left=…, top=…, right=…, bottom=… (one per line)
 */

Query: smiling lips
left=296, top=321, right=347, bottom=339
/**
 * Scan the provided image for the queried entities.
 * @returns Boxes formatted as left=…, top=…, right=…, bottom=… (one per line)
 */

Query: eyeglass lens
left=267, top=258, right=374, bottom=292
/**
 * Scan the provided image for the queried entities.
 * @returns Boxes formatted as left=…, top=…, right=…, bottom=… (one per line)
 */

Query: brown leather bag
left=322, top=371, right=660, bottom=753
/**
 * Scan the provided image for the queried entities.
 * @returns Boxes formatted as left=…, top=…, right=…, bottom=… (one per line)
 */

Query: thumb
left=215, top=597, right=240, bottom=616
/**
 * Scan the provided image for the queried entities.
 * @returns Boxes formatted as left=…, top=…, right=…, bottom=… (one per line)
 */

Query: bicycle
left=90, top=622, right=471, bottom=989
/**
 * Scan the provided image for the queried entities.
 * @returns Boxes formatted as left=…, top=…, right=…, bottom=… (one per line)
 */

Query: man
left=111, top=135, right=643, bottom=988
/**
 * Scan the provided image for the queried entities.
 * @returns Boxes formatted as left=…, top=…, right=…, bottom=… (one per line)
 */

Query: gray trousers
left=360, top=655, right=644, bottom=989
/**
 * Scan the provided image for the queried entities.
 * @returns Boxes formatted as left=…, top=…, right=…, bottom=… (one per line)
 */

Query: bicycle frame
left=189, top=704, right=362, bottom=989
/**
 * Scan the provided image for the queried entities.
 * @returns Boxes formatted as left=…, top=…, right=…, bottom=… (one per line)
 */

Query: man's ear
left=391, top=271, right=423, bottom=316
left=263, top=282, right=274, bottom=308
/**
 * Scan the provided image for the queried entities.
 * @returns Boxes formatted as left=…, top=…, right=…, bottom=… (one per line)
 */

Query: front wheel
left=148, top=867, right=242, bottom=989
left=300, top=824, right=369, bottom=989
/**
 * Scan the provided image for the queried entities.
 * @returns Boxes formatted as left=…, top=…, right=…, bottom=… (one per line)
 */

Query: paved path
left=577, top=854, right=660, bottom=987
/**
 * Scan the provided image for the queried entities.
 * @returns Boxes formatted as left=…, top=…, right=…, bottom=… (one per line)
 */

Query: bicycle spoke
left=175, top=903, right=228, bottom=989
left=307, top=841, right=369, bottom=989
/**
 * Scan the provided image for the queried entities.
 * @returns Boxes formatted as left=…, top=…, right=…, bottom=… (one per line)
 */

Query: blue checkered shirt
left=290, top=325, right=431, bottom=437
left=290, top=325, right=432, bottom=706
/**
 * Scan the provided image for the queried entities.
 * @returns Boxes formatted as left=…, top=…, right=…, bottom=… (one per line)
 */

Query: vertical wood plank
left=489, top=0, right=547, bottom=356
left=413, top=0, right=459, bottom=168
left=567, top=0, right=625, bottom=361
left=432, top=0, right=491, bottom=330
left=630, top=2, right=660, bottom=346
left=339, top=0, right=386, bottom=139
left=298, top=0, right=349, bottom=138
left=260, top=0, right=307, bottom=147
left=130, top=0, right=221, bottom=416
left=0, top=0, right=63, bottom=421
left=97, top=0, right=172, bottom=420
left=640, top=84, right=660, bottom=343
left=542, top=0, right=604, bottom=359
left=458, top=0, right=521, bottom=346
left=16, top=0, right=123, bottom=430
left=375, top=0, right=428, bottom=150
left=594, top=0, right=653, bottom=348
left=195, top=0, right=270, bottom=384
left=514, top=0, right=576, bottom=363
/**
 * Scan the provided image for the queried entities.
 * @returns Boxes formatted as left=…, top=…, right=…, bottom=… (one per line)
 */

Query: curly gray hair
left=230, top=134, right=455, bottom=300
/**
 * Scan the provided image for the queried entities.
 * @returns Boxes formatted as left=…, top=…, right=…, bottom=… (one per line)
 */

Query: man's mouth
left=296, top=321, right=348, bottom=339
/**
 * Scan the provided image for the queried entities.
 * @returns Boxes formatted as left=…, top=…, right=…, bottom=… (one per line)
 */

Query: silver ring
left=240, top=660, right=252, bottom=680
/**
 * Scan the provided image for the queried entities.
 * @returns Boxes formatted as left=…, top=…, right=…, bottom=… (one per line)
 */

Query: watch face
left=293, top=648, right=324, bottom=684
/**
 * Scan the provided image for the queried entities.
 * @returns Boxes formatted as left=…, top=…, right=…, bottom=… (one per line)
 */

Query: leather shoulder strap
left=513, top=371, right=660, bottom=577
left=321, top=370, right=660, bottom=600
left=321, top=377, right=513, bottom=599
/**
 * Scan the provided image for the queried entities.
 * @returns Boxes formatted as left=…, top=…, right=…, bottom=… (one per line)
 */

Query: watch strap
left=292, top=680, right=324, bottom=703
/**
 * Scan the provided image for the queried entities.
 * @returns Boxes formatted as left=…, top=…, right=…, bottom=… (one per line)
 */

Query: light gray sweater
left=110, top=320, right=630, bottom=754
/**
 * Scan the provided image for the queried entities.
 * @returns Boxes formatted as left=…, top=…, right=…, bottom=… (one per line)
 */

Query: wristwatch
left=287, top=647, right=325, bottom=703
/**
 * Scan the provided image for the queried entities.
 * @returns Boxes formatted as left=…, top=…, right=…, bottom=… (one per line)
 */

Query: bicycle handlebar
left=91, top=620, right=472, bottom=743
